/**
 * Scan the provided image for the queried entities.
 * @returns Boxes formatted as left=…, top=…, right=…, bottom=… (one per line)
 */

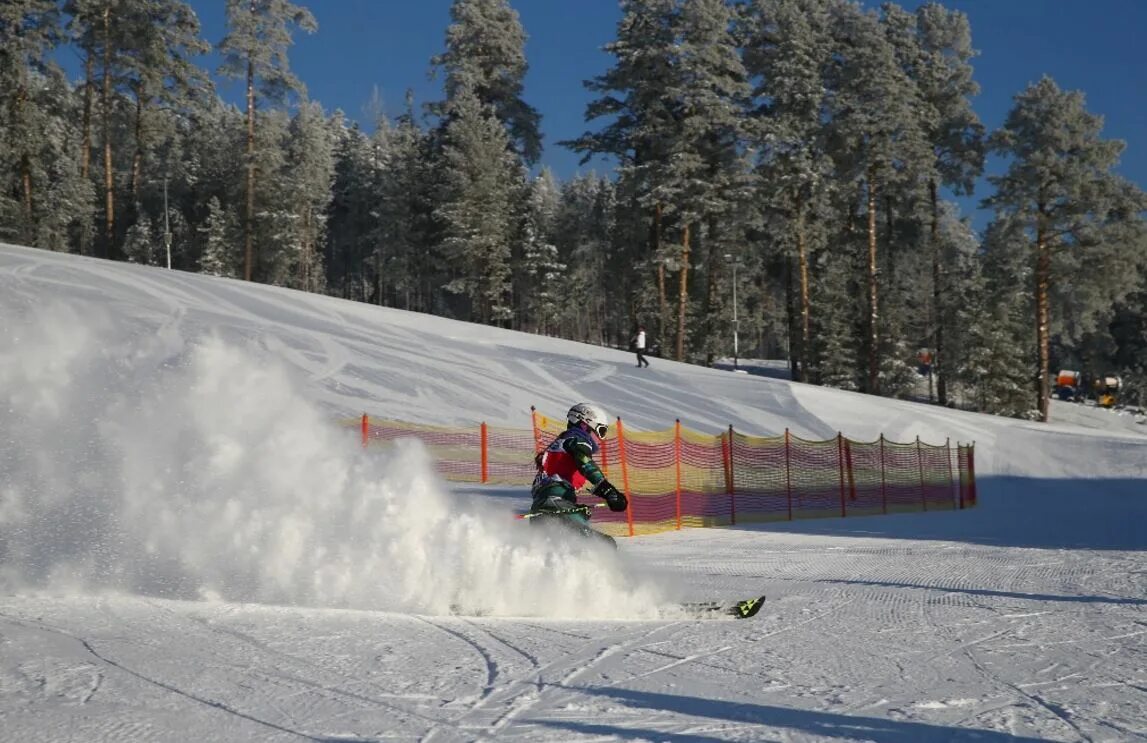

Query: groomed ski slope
left=1, top=243, right=1144, bottom=742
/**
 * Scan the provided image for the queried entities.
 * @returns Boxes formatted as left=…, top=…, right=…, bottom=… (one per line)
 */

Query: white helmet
left=567, top=402, right=610, bottom=439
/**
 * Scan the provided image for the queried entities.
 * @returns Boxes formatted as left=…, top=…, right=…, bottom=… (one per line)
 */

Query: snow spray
left=0, top=302, right=667, bottom=618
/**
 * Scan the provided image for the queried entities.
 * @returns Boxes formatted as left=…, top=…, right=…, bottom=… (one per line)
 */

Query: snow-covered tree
left=435, top=87, right=520, bottom=324
left=279, top=101, right=333, bottom=293
left=431, top=0, right=542, bottom=165
left=826, top=1, right=931, bottom=394
left=218, top=0, right=316, bottom=281
left=123, top=212, right=155, bottom=264
left=956, top=217, right=1034, bottom=417
left=743, top=0, right=837, bottom=380
left=519, top=169, right=565, bottom=333
left=884, top=2, right=985, bottom=405
left=198, top=195, right=238, bottom=277
left=986, top=76, right=1147, bottom=421
left=0, top=0, right=62, bottom=245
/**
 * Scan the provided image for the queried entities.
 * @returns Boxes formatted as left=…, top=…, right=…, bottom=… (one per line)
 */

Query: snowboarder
left=530, top=402, right=628, bottom=544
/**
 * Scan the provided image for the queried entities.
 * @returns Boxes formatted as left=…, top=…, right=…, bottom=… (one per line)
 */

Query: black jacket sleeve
left=561, top=435, right=605, bottom=487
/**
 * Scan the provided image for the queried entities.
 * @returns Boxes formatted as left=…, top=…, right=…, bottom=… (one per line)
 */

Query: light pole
left=725, top=253, right=741, bottom=369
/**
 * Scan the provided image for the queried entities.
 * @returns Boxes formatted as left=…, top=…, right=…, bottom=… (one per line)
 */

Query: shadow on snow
left=537, top=685, right=1051, bottom=742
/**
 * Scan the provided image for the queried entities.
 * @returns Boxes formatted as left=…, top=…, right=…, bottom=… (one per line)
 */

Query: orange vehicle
left=1055, top=370, right=1082, bottom=401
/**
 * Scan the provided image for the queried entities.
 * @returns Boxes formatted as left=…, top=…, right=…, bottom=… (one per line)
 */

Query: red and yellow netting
left=349, top=407, right=977, bottom=538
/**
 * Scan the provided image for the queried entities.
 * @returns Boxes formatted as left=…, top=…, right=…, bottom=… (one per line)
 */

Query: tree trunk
left=786, top=254, right=800, bottom=382
left=658, top=262, right=667, bottom=345
left=81, top=52, right=94, bottom=181
left=20, top=149, right=33, bottom=236
left=299, top=206, right=311, bottom=291
left=676, top=223, right=690, bottom=362
left=866, top=166, right=880, bottom=395
left=80, top=51, right=95, bottom=256
left=885, top=194, right=895, bottom=292
left=655, top=203, right=667, bottom=341
left=376, top=248, right=384, bottom=306
left=244, top=58, right=256, bottom=281
left=131, top=91, right=144, bottom=202
left=930, top=179, right=947, bottom=405
left=15, top=79, right=33, bottom=237
left=1035, top=208, right=1051, bottom=422
left=703, top=218, right=721, bottom=368
left=102, top=5, right=115, bottom=254
left=796, top=191, right=811, bottom=383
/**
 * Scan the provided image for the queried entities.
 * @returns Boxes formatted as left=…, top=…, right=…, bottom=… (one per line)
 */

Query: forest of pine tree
left=2, top=0, right=1145, bottom=421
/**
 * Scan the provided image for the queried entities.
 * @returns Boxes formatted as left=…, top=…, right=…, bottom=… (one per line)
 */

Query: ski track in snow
left=3, top=527, right=1143, bottom=741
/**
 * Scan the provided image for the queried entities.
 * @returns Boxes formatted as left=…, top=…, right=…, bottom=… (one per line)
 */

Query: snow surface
left=1, top=243, right=1144, bottom=742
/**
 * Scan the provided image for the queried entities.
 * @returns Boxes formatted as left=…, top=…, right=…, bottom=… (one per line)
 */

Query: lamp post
left=725, top=253, right=741, bottom=369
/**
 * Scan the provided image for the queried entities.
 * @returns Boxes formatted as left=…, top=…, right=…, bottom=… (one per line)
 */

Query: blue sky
left=92, top=1, right=1147, bottom=229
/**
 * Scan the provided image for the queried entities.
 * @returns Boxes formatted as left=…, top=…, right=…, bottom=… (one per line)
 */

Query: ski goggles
left=593, top=423, right=609, bottom=439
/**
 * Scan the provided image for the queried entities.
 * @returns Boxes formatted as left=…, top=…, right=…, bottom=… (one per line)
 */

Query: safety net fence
left=349, top=408, right=977, bottom=538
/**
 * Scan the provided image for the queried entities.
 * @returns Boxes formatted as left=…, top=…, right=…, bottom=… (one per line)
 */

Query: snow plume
left=0, top=301, right=667, bottom=618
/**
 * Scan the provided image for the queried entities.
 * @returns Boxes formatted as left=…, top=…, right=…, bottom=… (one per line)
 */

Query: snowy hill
left=2, top=243, right=1145, bottom=742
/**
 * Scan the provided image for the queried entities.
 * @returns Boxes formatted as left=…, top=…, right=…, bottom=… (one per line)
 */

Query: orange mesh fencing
left=355, top=414, right=537, bottom=484
left=351, top=408, right=977, bottom=538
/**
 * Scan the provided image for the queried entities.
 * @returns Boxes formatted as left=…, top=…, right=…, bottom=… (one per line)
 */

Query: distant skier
left=530, top=402, right=628, bottom=545
left=632, top=325, right=650, bottom=368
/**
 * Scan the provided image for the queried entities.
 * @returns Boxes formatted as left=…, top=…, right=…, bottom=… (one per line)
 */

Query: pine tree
left=986, top=76, right=1147, bottom=421
left=218, top=0, right=316, bottom=282
left=198, top=195, right=238, bottom=277
left=247, top=107, right=290, bottom=283
left=957, top=216, right=1034, bottom=416
left=326, top=117, right=379, bottom=301
left=564, top=0, right=679, bottom=346
left=378, top=97, right=433, bottom=311
left=431, top=0, right=542, bottom=165
left=552, top=173, right=616, bottom=343
left=886, top=2, right=985, bottom=405
left=519, top=169, right=565, bottom=333
left=29, top=72, right=96, bottom=252
left=65, top=0, right=146, bottom=256
left=743, top=0, right=836, bottom=381
left=0, top=0, right=62, bottom=244
left=826, top=1, right=931, bottom=394
left=667, top=0, right=753, bottom=363
left=279, top=101, right=333, bottom=293
left=435, top=87, right=520, bottom=324
left=810, top=247, right=861, bottom=390
left=123, top=212, right=155, bottom=264
left=119, top=0, right=210, bottom=206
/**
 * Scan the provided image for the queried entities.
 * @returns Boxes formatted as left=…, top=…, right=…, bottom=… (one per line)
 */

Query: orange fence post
left=837, top=433, right=846, bottom=517
left=784, top=428, right=793, bottom=521
left=725, top=425, right=737, bottom=526
left=361, top=413, right=368, bottom=448
left=530, top=406, right=542, bottom=453
left=616, top=417, right=634, bottom=537
left=917, top=435, right=927, bottom=511
left=880, top=434, right=887, bottom=515
left=844, top=437, right=856, bottom=502
left=968, top=443, right=977, bottom=506
left=674, top=419, right=683, bottom=531
left=947, top=438, right=957, bottom=509
left=480, top=422, right=488, bottom=484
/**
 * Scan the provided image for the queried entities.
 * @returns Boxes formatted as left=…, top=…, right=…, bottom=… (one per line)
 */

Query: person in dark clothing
left=632, top=326, right=650, bottom=368
left=530, top=402, right=628, bottom=544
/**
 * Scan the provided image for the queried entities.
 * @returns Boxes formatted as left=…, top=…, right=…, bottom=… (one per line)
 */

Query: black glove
left=594, top=480, right=628, bottom=512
